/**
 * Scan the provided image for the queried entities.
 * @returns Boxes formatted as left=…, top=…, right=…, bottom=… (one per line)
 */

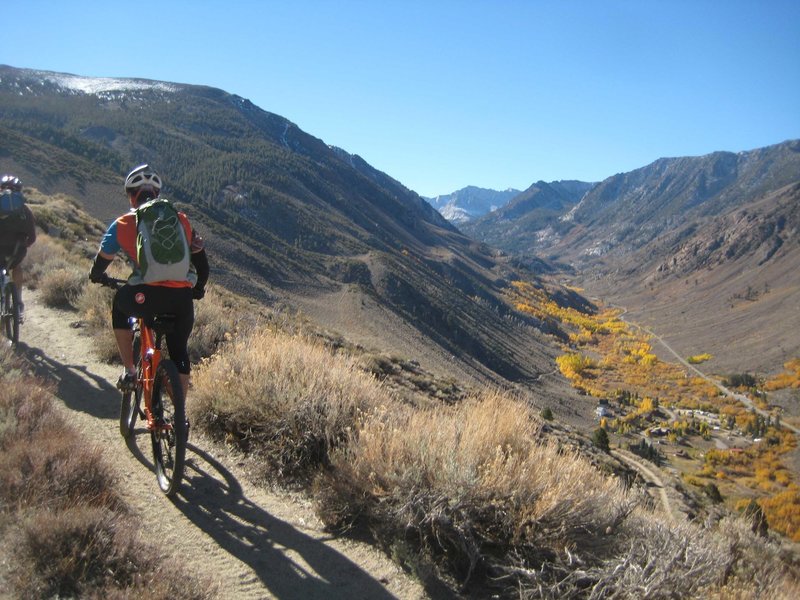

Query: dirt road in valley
left=15, top=291, right=429, bottom=600
left=611, top=302, right=799, bottom=435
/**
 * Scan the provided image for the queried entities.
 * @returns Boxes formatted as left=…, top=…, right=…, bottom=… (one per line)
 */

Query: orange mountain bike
left=102, top=277, right=187, bottom=497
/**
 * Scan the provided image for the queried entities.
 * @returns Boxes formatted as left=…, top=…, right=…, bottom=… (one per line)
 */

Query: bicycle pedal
left=147, top=419, right=173, bottom=433
left=116, top=372, right=137, bottom=392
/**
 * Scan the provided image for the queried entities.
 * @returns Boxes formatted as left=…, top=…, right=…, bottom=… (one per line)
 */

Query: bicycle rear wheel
left=2, top=282, right=19, bottom=345
left=150, top=359, right=186, bottom=497
left=119, top=332, right=142, bottom=438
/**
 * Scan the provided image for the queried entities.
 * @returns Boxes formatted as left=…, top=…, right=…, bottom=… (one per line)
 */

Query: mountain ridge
left=0, top=64, right=576, bottom=399
left=465, top=139, right=800, bottom=376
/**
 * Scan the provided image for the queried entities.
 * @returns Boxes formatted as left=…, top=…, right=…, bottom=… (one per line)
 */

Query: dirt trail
left=16, top=291, right=429, bottom=600
left=611, top=449, right=677, bottom=522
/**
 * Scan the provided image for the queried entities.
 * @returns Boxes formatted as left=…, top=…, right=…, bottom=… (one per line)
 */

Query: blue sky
left=3, top=0, right=799, bottom=197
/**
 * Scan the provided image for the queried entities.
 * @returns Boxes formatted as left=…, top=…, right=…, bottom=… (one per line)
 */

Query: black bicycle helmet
left=0, top=175, right=22, bottom=192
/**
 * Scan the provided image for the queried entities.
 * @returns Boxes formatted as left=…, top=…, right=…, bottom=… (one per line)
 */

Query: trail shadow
left=18, top=341, right=118, bottom=420
left=123, top=426, right=154, bottom=470
left=166, top=442, right=405, bottom=600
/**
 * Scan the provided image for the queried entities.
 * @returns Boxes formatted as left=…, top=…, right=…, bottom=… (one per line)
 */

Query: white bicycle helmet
left=1, top=175, right=23, bottom=192
left=124, top=164, right=162, bottom=194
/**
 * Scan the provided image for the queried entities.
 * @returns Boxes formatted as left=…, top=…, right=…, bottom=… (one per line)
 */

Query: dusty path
left=611, top=449, right=677, bottom=522
left=16, top=291, right=430, bottom=600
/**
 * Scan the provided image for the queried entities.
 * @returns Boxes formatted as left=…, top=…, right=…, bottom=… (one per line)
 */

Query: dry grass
left=526, top=510, right=800, bottom=600
left=190, top=284, right=264, bottom=361
left=189, top=328, right=392, bottom=480
left=0, top=344, right=214, bottom=599
left=74, top=276, right=122, bottom=362
left=184, top=320, right=800, bottom=597
left=0, top=351, right=120, bottom=513
left=9, top=506, right=212, bottom=600
left=315, top=390, right=635, bottom=589
left=38, top=265, right=87, bottom=309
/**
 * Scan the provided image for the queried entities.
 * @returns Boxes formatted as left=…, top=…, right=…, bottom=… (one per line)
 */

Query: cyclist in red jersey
left=89, top=165, right=209, bottom=400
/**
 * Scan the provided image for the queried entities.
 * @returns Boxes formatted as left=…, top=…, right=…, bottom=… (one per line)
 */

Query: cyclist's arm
left=187, top=226, right=208, bottom=292
left=89, top=253, right=114, bottom=283
left=89, top=220, right=121, bottom=282
left=190, top=248, right=209, bottom=291
left=23, top=205, right=37, bottom=246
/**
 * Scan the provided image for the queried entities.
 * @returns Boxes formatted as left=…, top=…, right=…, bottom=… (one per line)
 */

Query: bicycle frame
left=135, top=316, right=166, bottom=429
left=100, top=278, right=187, bottom=497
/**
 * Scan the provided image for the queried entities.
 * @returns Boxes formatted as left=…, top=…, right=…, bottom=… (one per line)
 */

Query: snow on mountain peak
left=43, top=72, right=178, bottom=95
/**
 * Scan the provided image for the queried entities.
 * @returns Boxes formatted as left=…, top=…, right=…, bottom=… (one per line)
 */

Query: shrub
left=189, top=328, right=391, bottom=481
left=593, top=427, right=610, bottom=452
left=190, top=285, right=263, bottom=361
left=0, top=341, right=213, bottom=599
left=724, top=373, right=758, bottom=388
left=705, top=483, right=724, bottom=503
left=688, top=353, right=713, bottom=364
left=9, top=507, right=213, bottom=600
left=38, top=266, right=86, bottom=309
left=17, top=233, right=74, bottom=290
left=74, top=279, right=122, bottom=363
left=316, top=391, right=634, bottom=591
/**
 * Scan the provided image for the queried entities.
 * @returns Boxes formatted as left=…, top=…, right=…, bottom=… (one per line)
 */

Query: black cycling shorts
left=0, top=245, right=26, bottom=270
left=112, top=284, right=194, bottom=375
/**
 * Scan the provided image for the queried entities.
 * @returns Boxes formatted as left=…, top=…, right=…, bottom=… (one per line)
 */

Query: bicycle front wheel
left=3, top=281, right=19, bottom=345
left=119, top=332, right=142, bottom=438
left=150, top=359, right=187, bottom=497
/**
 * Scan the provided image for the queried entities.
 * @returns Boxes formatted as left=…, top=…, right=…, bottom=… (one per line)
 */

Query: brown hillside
left=581, top=182, right=800, bottom=382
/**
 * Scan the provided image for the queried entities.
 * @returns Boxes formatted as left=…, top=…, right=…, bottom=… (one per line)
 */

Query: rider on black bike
left=0, top=175, right=37, bottom=319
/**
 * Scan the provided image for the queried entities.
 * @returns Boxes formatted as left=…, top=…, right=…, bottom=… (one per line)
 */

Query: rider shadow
left=18, top=342, right=118, bottom=420
left=166, top=442, right=412, bottom=600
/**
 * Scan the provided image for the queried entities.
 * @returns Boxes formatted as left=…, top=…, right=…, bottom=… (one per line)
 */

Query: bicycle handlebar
left=93, top=275, right=204, bottom=300
left=95, top=275, right=128, bottom=290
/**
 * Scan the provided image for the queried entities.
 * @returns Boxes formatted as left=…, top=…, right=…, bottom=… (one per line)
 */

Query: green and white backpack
left=133, top=198, right=191, bottom=284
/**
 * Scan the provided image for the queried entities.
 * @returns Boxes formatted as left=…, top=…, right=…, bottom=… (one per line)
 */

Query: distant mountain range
left=425, top=186, right=521, bottom=223
left=465, top=140, right=800, bottom=374
left=0, top=64, right=570, bottom=391
left=459, top=180, right=595, bottom=257
left=1, top=64, right=797, bottom=379
left=428, top=181, right=596, bottom=230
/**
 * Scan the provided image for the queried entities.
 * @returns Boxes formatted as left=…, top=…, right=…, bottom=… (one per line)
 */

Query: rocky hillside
left=0, top=65, right=572, bottom=392
left=466, top=139, right=800, bottom=375
left=588, top=180, right=800, bottom=375
left=654, top=182, right=800, bottom=278
left=461, top=180, right=594, bottom=256
left=554, top=141, right=800, bottom=265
